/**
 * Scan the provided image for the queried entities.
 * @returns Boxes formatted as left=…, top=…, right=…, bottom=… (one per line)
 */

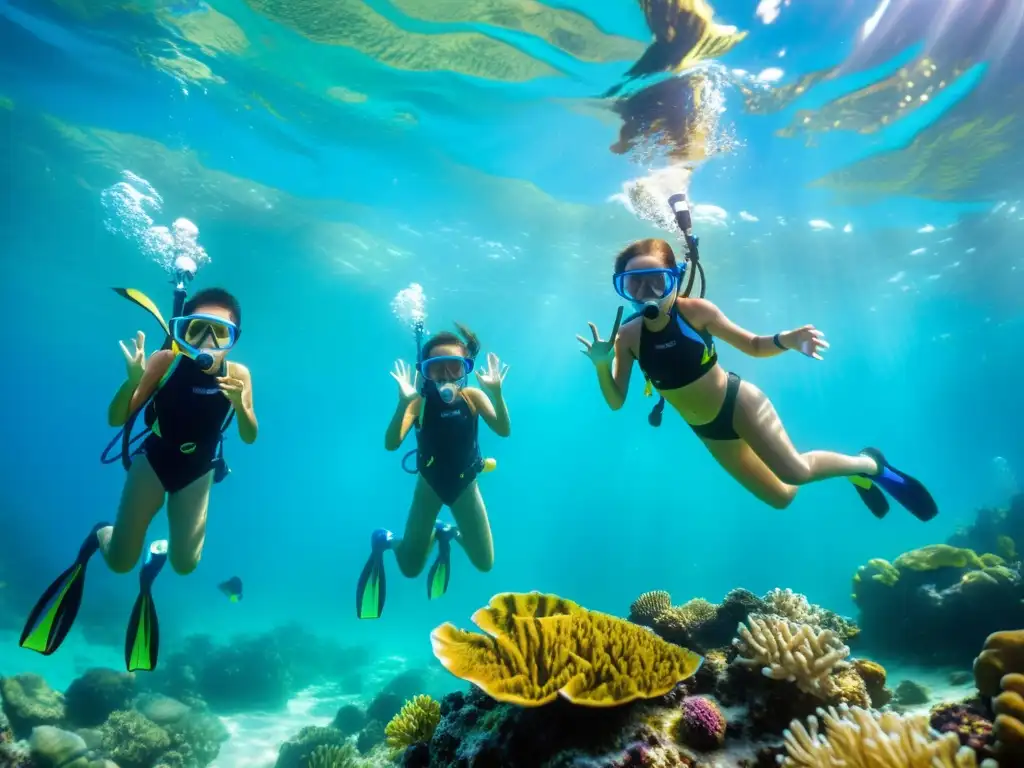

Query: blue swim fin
left=858, top=448, right=938, bottom=522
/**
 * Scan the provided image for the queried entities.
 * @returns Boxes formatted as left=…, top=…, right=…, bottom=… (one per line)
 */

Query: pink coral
left=678, top=696, right=726, bottom=751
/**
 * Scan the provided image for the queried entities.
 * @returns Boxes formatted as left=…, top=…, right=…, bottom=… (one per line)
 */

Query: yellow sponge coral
left=975, top=629, right=1024, bottom=697
left=385, top=694, right=441, bottom=754
left=431, top=591, right=703, bottom=708
left=893, top=544, right=983, bottom=571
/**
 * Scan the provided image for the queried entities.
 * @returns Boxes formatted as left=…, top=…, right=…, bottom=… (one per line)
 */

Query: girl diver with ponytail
left=356, top=323, right=511, bottom=619
left=577, top=194, right=938, bottom=522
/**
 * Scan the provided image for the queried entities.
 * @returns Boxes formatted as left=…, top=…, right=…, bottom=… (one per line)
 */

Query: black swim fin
left=125, top=541, right=167, bottom=672
left=427, top=523, right=457, bottom=601
left=849, top=475, right=890, bottom=519
left=859, top=447, right=938, bottom=522
left=20, top=523, right=107, bottom=656
left=356, top=529, right=392, bottom=619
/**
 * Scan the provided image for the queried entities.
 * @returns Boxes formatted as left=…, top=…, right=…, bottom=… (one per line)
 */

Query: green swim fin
left=20, top=524, right=107, bottom=655
left=356, top=529, right=392, bottom=619
left=849, top=475, right=890, bottom=519
left=125, top=541, right=167, bottom=672
left=427, top=523, right=457, bottom=600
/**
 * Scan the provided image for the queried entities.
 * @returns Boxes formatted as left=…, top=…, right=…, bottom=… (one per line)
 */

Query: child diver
left=356, top=323, right=510, bottom=619
left=19, top=283, right=258, bottom=671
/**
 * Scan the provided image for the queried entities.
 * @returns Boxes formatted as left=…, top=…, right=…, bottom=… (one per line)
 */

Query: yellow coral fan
left=471, top=592, right=580, bottom=638
left=431, top=592, right=702, bottom=708
left=994, top=672, right=1024, bottom=761
left=385, top=695, right=441, bottom=754
left=629, top=591, right=671, bottom=621
left=975, top=629, right=1024, bottom=697
left=781, top=704, right=992, bottom=767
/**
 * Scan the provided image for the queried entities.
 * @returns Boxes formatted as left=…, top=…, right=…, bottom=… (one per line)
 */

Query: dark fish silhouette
left=218, top=576, right=243, bottom=602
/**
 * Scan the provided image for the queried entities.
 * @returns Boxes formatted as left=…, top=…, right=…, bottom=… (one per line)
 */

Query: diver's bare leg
left=393, top=475, right=443, bottom=578
left=98, top=455, right=165, bottom=574
left=701, top=438, right=797, bottom=510
left=449, top=481, right=494, bottom=572
left=166, top=470, right=214, bottom=575
left=733, top=380, right=877, bottom=485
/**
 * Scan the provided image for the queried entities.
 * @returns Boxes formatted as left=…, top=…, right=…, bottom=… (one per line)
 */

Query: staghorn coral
left=431, top=591, right=703, bottom=707
left=733, top=616, right=850, bottom=699
left=975, top=629, right=1024, bottom=696
left=629, top=591, right=671, bottom=623
left=780, top=704, right=993, bottom=767
left=384, top=695, right=440, bottom=754
left=993, top=672, right=1024, bottom=761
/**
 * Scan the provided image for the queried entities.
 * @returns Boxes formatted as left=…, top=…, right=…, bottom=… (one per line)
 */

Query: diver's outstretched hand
left=576, top=306, right=624, bottom=366
left=390, top=360, right=420, bottom=403
left=476, top=352, right=509, bottom=395
left=779, top=325, right=829, bottom=361
left=119, top=331, right=146, bottom=383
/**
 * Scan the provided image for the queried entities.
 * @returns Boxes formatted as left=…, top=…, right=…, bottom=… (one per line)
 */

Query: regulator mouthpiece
left=438, top=383, right=458, bottom=404
left=195, top=351, right=215, bottom=370
left=668, top=193, right=692, bottom=234
left=642, top=301, right=660, bottom=320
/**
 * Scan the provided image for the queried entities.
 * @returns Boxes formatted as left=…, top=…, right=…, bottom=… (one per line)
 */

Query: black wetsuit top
left=145, top=356, right=233, bottom=458
left=416, top=386, right=481, bottom=505
left=638, top=308, right=717, bottom=390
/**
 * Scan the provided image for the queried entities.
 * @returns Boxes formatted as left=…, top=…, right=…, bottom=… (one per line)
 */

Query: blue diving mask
left=170, top=313, right=238, bottom=369
left=612, top=265, right=686, bottom=319
left=418, top=355, right=474, bottom=404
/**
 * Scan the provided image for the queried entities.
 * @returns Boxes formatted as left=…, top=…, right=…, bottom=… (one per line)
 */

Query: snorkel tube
left=646, top=192, right=707, bottom=428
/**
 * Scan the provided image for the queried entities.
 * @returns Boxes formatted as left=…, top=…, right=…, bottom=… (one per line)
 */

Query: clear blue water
left=1, top=0, right=1022, bottom=695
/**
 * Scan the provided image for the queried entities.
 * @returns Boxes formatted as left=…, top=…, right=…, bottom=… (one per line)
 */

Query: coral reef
left=853, top=543, right=1024, bottom=665
left=947, top=494, right=1024, bottom=562
left=780, top=704, right=993, bottom=767
left=332, top=704, right=366, bottom=737
left=385, top=696, right=440, bottom=754
left=275, top=725, right=350, bottom=768
left=893, top=679, right=930, bottom=707
left=974, top=629, right=1024, bottom=696
left=100, top=710, right=171, bottom=768
left=0, top=675, right=65, bottom=738
left=733, top=616, right=851, bottom=699
left=431, top=592, right=703, bottom=707
left=633, top=587, right=857, bottom=654
left=930, top=698, right=995, bottom=754
left=64, top=669, right=137, bottom=728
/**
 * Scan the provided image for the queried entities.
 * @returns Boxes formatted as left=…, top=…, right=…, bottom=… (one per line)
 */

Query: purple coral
left=678, top=696, right=726, bottom=751
left=930, top=700, right=995, bottom=755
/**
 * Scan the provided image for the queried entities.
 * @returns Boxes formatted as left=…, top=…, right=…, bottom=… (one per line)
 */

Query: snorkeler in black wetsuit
left=356, top=323, right=511, bottom=619
left=20, top=287, right=259, bottom=671
left=576, top=194, right=937, bottom=521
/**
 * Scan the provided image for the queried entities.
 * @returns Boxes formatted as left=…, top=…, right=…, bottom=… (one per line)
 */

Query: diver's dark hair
left=423, top=322, right=481, bottom=360
left=183, top=288, right=242, bottom=332
left=613, top=238, right=677, bottom=274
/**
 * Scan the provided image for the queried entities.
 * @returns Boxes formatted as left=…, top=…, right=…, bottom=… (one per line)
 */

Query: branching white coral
left=764, top=588, right=820, bottom=625
left=779, top=704, right=996, bottom=767
left=733, top=616, right=849, bottom=699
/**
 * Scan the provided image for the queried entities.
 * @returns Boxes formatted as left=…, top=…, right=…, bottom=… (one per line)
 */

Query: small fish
left=218, top=576, right=243, bottom=602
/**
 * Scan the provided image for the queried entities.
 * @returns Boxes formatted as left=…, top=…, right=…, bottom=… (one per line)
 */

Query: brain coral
left=431, top=591, right=703, bottom=708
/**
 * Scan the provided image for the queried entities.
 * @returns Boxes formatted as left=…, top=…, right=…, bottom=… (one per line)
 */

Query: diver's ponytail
left=454, top=322, right=481, bottom=359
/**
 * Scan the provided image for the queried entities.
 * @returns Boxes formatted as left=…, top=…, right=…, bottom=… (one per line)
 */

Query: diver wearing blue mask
left=356, top=323, right=511, bottom=619
left=19, top=285, right=259, bottom=673
left=576, top=192, right=938, bottom=523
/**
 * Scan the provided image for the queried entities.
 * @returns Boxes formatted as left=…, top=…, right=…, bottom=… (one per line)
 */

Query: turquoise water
left=1, top=0, right=1022, bottom=707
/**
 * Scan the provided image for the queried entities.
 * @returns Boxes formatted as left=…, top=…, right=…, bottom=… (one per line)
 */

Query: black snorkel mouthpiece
left=195, top=351, right=215, bottom=370
left=642, top=301, right=660, bottom=320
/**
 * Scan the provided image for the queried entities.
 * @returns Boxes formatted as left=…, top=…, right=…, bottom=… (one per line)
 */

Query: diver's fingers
left=500, top=363, right=510, bottom=380
left=587, top=322, right=600, bottom=343
left=136, top=330, right=145, bottom=351
left=575, top=334, right=593, bottom=350
left=817, top=338, right=831, bottom=349
left=119, top=340, right=131, bottom=358
left=812, top=352, right=824, bottom=361
left=609, top=306, right=624, bottom=341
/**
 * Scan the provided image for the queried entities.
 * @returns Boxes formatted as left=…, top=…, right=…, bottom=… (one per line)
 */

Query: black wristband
left=772, top=333, right=787, bottom=351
